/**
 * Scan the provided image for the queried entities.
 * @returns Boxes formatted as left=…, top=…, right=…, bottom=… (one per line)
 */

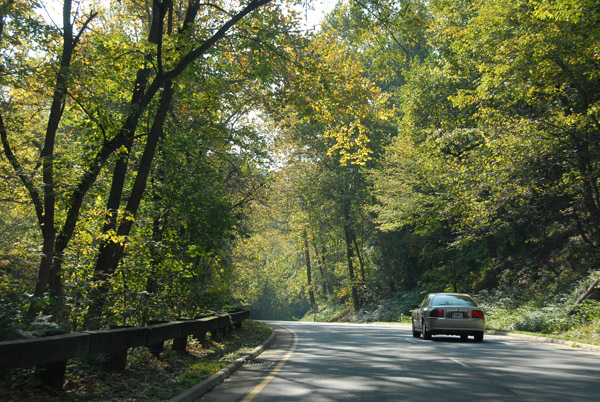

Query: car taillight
left=472, top=310, right=484, bottom=319
left=429, top=309, right=445, bottom=317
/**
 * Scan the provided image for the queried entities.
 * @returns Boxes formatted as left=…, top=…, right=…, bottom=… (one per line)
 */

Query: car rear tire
left=411, top=319, right=420, bottom=338
left=474, top=332, right=484, bottom=342
left=422, top=321, right=432, bottom=340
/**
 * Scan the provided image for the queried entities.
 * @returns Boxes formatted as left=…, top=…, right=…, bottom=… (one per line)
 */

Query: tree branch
left=351, top=0, right=412, bottom=60
left=73, top=10, right=98, bottom=47
left=0, top=115, right=44, bottom=224
left=167, top=0, right=273, bottom=81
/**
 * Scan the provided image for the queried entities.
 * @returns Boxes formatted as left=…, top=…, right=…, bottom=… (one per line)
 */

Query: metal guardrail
left=0, top=310, right=250, bottom=388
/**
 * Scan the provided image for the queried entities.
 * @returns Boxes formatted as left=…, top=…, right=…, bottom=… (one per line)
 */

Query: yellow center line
left=241, top=328, right=298, bottom=402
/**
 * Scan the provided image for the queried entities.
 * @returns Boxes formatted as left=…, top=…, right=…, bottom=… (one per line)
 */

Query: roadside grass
left=0, top=320, right=271, bottom=402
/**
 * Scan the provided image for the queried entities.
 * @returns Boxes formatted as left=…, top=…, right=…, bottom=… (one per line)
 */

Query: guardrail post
left=230, top=310, right=249, bottom=329
left=214, top=314, right=231, bottom=340
left=38, top=360, right=68, bottom=389
left=193, top=317, right=218, bottom=346
left=171, top=320, right=195, bottom=354
left=84, top=327, right=148, bottom=371
left=172, top=335, right=188, bottom=353
left=147, top=320, right=169, bottom=356
left=194, top=331, right=208, bottom=345
left=105, top=349, right=128, bottom=371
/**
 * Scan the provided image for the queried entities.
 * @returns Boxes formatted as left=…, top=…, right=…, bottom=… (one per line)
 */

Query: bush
left=0, top=289, right=29, bottom=341
left=301, top=304, right=348, bottom=322
left=572, top=299, right=600, bottom=325
left=510, top=305, right=572, bottom=333
left=476, top=291, right=575, bottom=334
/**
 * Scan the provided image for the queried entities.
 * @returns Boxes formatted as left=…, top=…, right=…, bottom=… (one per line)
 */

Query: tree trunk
left=343, top=207, right=360, bottom=311
left=312, top=241, right=329, bottom=296
left=575, top=275, right=600, bottom=305
left=304, top=231, right=316, bottom=307
left=146, top=210, right=165, bottom=295
left=2, top=2, right=99, bottom=321
left=351, top=228, right=366, bottom=283
left=37, top=0, right=75, bottom=312
left=86, top=81, right=174, bottom=327
left=30, top=1, right=97, bottom=320
left=452, top=251, right=458, bottom=293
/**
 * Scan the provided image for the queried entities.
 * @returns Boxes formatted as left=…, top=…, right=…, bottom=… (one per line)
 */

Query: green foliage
left=0, top=0, right=298, bottom=328
left=0, top=287, right=28, bottom=341
left=365, top=0, right=600, bottom=304
left=348, top=290, right=423, bottom=323
left=232, top=194, right=312, bottom=320
left=237, top=0, right=600, bottom=320
left=477, top=286, right=600, bottom=336
left=2, top=0, right=600, bottom=337
left=300, top=303, right=350, bottom=323
left=482, top=301, right=573, bottom=334
left=572, top=300, right=600, bottom=326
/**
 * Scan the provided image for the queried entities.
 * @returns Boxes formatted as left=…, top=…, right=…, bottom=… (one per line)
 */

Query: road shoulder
left=169, top=327, right=278, bottom=402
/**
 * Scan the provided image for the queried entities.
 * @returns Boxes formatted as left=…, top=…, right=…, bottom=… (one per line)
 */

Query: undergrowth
left=301, top=289, right=423, bottom=324
left=347, top=289, right=422, bottom=323
left=478, top=292, right=600, bottom=343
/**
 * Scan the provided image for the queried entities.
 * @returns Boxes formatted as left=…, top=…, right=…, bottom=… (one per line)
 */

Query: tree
left=1, top=0, right=285, bottom=325
left=232, top=175, right=311, bottom=320
left=371, top=0, right=600, bottom=294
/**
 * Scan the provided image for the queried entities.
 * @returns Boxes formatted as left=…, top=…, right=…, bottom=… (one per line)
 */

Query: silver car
left=412, top=293, right=485, bottom=342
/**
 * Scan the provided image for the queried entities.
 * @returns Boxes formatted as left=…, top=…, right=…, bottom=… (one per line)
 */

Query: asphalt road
left=197, top=321, right=600, bottom=401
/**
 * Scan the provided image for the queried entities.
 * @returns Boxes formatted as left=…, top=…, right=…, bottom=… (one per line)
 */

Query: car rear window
left=431, top=295, right=477, bottom=307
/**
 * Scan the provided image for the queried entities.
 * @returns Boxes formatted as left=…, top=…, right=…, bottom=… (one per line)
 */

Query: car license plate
left=451, top=312, right=464, bottom=318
